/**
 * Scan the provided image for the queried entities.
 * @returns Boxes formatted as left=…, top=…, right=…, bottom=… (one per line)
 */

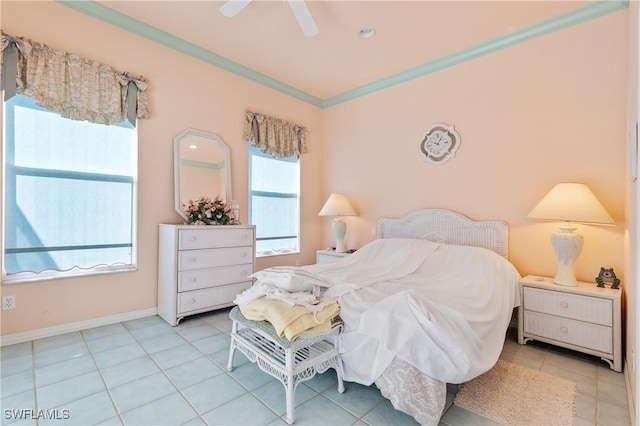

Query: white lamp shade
left=318, top=193, right=357, bottom=217
left=527, top=183, right=614, bottom=225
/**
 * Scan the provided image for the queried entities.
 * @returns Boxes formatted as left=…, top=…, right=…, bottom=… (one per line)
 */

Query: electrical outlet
left=2, top=295, right=16, bottom=310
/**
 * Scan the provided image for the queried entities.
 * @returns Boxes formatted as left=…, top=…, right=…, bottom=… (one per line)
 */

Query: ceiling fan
left=219, top=0, right=319, bottom=37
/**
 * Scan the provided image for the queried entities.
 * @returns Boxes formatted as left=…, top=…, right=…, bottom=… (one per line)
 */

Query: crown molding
left=57, top=0, right=628, bottom=109
left=322, top=0, right=629, bottom=107
left=57, top=0, right=324, bottom=107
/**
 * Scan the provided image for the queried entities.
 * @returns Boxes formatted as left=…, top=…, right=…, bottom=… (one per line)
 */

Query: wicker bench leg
left=227, top=322, right=238, bottom=371
left=285, top=350, right=296, bottom=425
left=285, top=382, right=295, bottom=425
left=335, top=355, right=345, bottom=394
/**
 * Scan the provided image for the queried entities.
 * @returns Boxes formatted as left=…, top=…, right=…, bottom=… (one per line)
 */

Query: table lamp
left=318, top=193, right=357, bottom=253
left=527, top=183, right=614, bottom=286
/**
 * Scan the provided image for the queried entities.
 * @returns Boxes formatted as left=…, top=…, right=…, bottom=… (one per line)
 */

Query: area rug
left=454, top=360, right=577, bottom=426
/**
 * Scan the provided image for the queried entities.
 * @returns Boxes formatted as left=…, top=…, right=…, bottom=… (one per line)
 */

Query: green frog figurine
left=596, top=267, right=620, bottom=289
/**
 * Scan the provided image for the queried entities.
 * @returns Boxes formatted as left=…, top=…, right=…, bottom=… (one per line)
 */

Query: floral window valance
left=0, top=32, right=148, bottom=126
left=244, top=110, right=307, bottom=158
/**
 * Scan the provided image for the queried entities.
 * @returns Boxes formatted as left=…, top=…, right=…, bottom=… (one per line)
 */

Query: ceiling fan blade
left=219, top=0, right=252, bottom=18
left=288, top=0, right=319, bottom=37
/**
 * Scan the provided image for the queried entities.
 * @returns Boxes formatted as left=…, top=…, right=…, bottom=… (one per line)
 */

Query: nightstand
left=518, top=275, right=622, bottom=372
left=316, top=249, right=348, bottom=264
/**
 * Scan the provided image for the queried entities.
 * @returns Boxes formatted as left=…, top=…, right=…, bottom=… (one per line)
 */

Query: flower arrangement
left=182, top=195, right=237, bottom=225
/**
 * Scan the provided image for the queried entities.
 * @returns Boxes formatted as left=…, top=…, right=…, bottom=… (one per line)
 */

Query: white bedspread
left=305, top=238, right=521, bottom=385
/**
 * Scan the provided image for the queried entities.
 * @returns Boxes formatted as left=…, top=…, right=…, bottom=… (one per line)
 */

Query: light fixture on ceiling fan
left=219, top=0, right=319, bottom=37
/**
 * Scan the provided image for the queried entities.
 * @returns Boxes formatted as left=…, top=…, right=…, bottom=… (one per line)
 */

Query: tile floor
left=0, top=309, right=632, bottom=426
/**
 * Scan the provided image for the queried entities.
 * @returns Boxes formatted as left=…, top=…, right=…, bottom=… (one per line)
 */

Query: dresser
left=158, top=224, right=256, bottom=326
left=518, top=275, right=622, bottom=372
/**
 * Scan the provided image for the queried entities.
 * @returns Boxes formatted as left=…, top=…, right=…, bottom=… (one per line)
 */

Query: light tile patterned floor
left=0, top=309, right=632, bottom=425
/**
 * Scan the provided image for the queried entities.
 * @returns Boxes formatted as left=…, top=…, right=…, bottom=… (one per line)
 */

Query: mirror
left=174, top=128, right=232, bottom=221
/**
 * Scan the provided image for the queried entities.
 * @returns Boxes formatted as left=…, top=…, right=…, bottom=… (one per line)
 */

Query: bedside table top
left=317, top=249, right=348, bottom=257
left=520, top=275, right=621, bottom=300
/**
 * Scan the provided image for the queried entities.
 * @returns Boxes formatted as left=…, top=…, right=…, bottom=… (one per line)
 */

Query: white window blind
left=248, top=145, right=300, bottom=256
left=3, top=95, right=137, bottom=282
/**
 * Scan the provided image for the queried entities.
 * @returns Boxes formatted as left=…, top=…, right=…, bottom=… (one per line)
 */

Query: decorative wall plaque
left=418, top=123, right=461, bottom=165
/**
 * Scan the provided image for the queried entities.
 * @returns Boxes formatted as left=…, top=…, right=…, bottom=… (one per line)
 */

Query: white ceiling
left=85, top=1, right=604, bottom=105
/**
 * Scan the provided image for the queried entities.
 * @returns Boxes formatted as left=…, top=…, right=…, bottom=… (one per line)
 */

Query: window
left=3, top=95, right=137, bottom=282
left=248, top=146, right=300, bottom=256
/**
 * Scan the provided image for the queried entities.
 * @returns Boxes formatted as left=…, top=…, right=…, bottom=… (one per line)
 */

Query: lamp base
left=551, top=226, right=583, bottom=287
left=333, top=219, right=347, bottom=253
left=553, top=272, right=579, bottom=287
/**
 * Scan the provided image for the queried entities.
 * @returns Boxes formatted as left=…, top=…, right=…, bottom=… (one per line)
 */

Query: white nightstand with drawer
left=518, top=274, right=622, bottom=372
left=316, top=249, right=349, bottom=264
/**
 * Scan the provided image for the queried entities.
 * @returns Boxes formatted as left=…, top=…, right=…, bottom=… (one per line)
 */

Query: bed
left=242, top=209, right=521, bottom=425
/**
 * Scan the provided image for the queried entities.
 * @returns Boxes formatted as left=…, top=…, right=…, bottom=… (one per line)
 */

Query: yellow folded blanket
left=239, top=297, right=340, bottom=341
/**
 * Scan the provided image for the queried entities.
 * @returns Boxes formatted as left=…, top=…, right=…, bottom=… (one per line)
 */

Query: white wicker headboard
left=376, top=209, right=509, bottom=258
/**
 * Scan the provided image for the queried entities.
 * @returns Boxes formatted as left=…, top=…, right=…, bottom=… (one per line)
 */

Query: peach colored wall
left=322, top=12, right=628, bottom=285
left=0, top=1, right=324, bottom=336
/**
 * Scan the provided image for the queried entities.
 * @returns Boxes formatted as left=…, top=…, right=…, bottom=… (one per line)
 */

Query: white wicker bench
left=227, top=306, right=345, bottom=425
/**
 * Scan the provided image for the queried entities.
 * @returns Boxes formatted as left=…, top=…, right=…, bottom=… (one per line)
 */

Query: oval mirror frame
left=174, top=128, right=232, bottom=221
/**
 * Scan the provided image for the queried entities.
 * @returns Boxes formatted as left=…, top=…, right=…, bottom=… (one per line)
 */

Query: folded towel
left=240, top=297, right=340, bottom=340
left=250, top=267, right=331, bottom=292
left=234, top=281, right=327, bottom=312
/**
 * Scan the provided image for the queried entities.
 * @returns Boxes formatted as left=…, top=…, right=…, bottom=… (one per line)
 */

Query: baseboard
left=0, top=307, right=158, bottom=347
left=625, top=358, right=636, bottom=425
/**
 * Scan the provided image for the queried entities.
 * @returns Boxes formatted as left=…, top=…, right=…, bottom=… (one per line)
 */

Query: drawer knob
left=560, top=301, right=569, bottom=308
left=189, top=277, right=197, bottom=283
left=241, top=234, right=248, bottom=239
left=190, top=236, right=198, bottom=242
left=189, top=298, right=196, bottom=305
left=189, top=257, right=197, bottom=263
left=560, top=326, right=568, bottom=334
left=240, top=252, right=247, bottom=258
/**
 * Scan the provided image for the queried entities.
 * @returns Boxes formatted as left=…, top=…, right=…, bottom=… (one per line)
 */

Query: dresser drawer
left=179, top=228, right=254, bottom=250
left=523, top=287, right=612, bottom=326
left=178, top=264, right=253, bottom=292
left=524, top=311, right=612, bottom=354
left=178, top=246, right=253, bottom=271
left=177, top=281, right=252, bottom=314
